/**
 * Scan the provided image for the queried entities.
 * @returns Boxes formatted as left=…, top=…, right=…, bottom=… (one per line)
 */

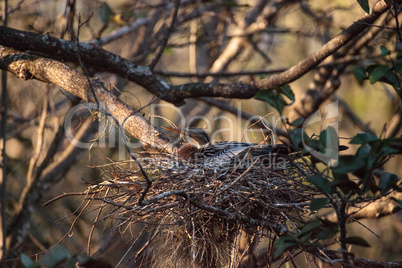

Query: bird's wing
left=196, top=142, right=248, bottom=158
left=198, top=142, right=293, bottom=161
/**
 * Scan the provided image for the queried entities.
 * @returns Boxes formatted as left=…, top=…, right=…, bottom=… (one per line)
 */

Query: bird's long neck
left=177, top=143, right=199, bottom=159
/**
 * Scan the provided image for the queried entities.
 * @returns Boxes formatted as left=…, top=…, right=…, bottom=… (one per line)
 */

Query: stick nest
left=89, top=152, right=316, bottom=267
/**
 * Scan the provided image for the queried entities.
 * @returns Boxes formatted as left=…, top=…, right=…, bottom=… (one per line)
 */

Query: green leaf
left=300, top=221, right=321, bottom=233
left=310, top=198, right=329, bottom=211
left=379, top=172, right=399, bottom=194
left=342, top=236, right=371, bottom=247
left=315, top=220, right=339, bottom=240
left=255, top=85, right=294, bottom=113
left=281, top=84, right=295, bottom=102
left=395, top=58, right=402, bottom=74
left=298, top=221, right=322, bottom=240
left=380, top=70, right=400, bottom=91
left=330, top=179, right=360, bottom=194
left=289, top=117, right=304, bottom=127
left=380, top=45, right=390, bottom=59
left=304, top=138, right=324, bottom=154
left=306, top=175, right=332, bottom=194
left=356, top=143, right=371, bottom=158
left=319, top=126, right=339, bottom=156
left=369, top=65, right=390, bottom=84
left=316, top=227, right=339, bottom=240
left=350, top=132, right=378, bottom=144
left=357, top=0, right=370, bottom=14
left=21, top=253, right=35, bottom=268
left=381, top=137, right=402, bottom=155
left=98, top=2, right=114, bottom=23
left=255, top=89, right=285, bottom=113
left=41, top=245, right=71, bottom=268
left=289, top=128, right=308, bottom=147
left=354, top=66, right=367, bottom=80
left=332, top=155, right=365, bottom=175
left=274, top=239, right=298, bottom=258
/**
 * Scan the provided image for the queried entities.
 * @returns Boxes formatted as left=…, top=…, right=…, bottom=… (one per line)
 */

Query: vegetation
left=0, top=0, right=401, bottom=267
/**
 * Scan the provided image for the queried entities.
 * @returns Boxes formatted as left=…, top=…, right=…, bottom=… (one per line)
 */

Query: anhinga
left=163, top=127, right=294, bottom=164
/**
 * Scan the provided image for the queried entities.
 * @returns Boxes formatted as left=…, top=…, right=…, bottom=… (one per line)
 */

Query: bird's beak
left=161, top=126, right=185, bottom=134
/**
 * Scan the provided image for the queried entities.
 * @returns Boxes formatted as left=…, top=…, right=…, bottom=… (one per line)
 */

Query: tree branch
left=254, top=0, right=394, bottom=90
left=0, top=46, right=174, bottom=153
left=0, top=1, right=396, bottom=104
left=321, top=190, right=402, bottom=223
left=306, top=246, right=402, bottom=268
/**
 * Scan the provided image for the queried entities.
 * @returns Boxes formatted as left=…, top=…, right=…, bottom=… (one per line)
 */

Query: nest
left=89, top=151, right=316, bottom=267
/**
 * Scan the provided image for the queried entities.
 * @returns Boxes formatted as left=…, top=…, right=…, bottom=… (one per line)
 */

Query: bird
left=162, top=126, right=349, bottom=168
left=162, top=127, right=295, bottom=167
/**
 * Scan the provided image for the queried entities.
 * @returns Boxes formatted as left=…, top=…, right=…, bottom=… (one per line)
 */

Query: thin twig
left=392, top=0, right=402, bottom=41
left=149, top=0, right=181, bottom=70
left=88, top=188, right=109, bottom=256
left=76, top=15, right=99, bottom=106
left=42, top=191, right=100, bottom=206
left=26, top=91, right=48, bottom=185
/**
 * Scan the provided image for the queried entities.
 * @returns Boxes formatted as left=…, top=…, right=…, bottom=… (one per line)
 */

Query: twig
left=334, top=94, right=375, bottom=134
left=90, top=17, right=149, bottom=46
left=88, top=188, right=109, bottom=256
left=76, top=15, right=99, bottom=106
left=0, top=46, right=173, bottom=152
left=149, top=0, right=181, bottom=70
left=141, top=190, right=189, bottom=205
left=43, top=191, right=100, bottom=206
left=392, top=0, right=402, bottom=41
left=6, top=118, right=97, bottom=250
left=26, top=91, right=48, bottom=187
left=199, top=98, right=288, bottom=138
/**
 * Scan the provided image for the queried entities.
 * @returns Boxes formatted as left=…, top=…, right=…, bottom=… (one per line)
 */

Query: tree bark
left=0, top=46, right=174, bottom=153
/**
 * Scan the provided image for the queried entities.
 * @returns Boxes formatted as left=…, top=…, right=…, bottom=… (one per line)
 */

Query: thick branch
left=0, top=46, right=173, bottom=153
left=168, top=0, right=395, bottom=98
left=0, top=1, right=396, bottom=104
left=0, top=26, right=177, bottom=102
left=255, top=0, right=394, bottom=90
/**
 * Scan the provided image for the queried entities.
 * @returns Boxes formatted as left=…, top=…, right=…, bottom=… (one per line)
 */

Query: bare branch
left=306, top=246, right=402, bottom=268
left=0, top=46, right=173, bottom=153
left=321, top=190, right=402, bottom=223
left=199, top=97, right=288, bottom=138
left=255, top=0, right=394, bottom=90
left=148, top=0, right=181, bottom=70
left=6, top=117, right=97, bottom=248
left=0, top=1, right=395, bottom=104
left=0, top=26, right=177, bottom=102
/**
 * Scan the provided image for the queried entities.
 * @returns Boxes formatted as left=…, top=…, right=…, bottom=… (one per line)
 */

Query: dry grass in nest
left=88, top=152, right=316, bottom=267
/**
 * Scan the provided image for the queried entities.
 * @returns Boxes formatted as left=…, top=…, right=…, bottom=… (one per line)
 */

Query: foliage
left=21, top=246, right=73, bottom=268
left=354, top=45, right=402, bottom=99
left=274, top=128, right=402, bottom=257
left=1, top=0, right=401, bottom=267
left=256, top=57, right=402, bottom=260
left=255, top=85, right=295, bottom=113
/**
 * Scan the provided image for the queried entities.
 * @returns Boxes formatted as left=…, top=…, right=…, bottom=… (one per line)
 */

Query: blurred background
left=1, top=0, right=401, bottom=266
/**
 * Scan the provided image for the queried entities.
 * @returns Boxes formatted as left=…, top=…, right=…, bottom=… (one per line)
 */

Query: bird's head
left=162, top=126, right=210, bottom=148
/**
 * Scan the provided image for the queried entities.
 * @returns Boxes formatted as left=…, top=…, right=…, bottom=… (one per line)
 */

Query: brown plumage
left=163, top=127, right=294, bottom=166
